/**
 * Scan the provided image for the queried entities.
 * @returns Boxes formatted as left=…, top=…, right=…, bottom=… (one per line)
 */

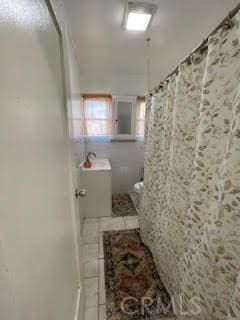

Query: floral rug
left=103, top=229, right=174, bottom=320
left=112, top=193, right=137, bottom=217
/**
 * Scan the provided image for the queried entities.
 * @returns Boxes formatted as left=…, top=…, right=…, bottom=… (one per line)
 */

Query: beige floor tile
left=99, top=259, right=106, bottom=305
left=99, top=304, right=106, bottom=320
left=83, top=244, right=99, bottom=278
left=124, top=216, right=139, bottom=229
left=84, top=217, right=99, bottom=223
left=84, top=277, right=98, bottom=308
left=83, top=222, right=99, bottom=244
left=84, top=306, right=98, bottom=320
left=99, top=217, right=125, bottom=232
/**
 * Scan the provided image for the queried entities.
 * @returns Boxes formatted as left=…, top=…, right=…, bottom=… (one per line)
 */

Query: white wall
left=51, top=0, right=85, bottom=166
left=53, top=3, right=144, bottom=196
left=61, top=3, right=144, bottom=195
left=83, top=141, right=144, bottom=194
left=0, top=1, right=83, bottom=319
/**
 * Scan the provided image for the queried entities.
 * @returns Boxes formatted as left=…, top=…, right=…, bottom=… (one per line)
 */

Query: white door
left=0, top=1, right=81, bottom=319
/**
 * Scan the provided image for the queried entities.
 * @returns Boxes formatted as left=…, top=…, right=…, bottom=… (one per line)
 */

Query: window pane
left=117, top=101, right=132, bottom=135
left=138, top=101, right=146, bottom=120
left=86, top=120, right=112, bottom=136
left=85, top=100, right=109, bottom=119
left=83, top=96, right=112, bottom=136
left=136, top=99, right=146, bottom=136
left=136, top=120, right=145, bottom=136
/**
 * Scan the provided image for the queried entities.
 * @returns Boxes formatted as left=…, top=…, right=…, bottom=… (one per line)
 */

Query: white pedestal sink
left=79, top=159, right=112, bottom=218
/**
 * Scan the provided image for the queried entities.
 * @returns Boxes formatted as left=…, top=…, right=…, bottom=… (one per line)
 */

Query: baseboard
left=74, top=285, right=84, bottom=320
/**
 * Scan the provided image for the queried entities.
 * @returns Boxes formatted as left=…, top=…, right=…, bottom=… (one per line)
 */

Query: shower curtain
left=140, top=11, right=240, bottom=320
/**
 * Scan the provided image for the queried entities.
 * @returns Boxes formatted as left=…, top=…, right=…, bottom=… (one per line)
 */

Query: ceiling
left=63, top=0, right=239, bottom=95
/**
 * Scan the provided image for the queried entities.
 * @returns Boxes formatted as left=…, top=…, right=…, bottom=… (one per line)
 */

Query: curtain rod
left=150, top=2, right=240, bottom=96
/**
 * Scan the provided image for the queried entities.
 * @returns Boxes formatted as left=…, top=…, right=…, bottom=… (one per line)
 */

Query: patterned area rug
left=103, top=229, right=174, bottom=320
left=112, top=193, right=137, bottom=217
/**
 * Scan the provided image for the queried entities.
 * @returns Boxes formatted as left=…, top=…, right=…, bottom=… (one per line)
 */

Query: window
left=136, top=97, right=146, bottom=137
left=81, top=94, right=145, bottom=141
left=83, top=95, right=112, bottom=137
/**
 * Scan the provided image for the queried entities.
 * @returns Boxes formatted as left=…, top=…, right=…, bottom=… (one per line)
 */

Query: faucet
left=86, top=152, right=96, bottom=161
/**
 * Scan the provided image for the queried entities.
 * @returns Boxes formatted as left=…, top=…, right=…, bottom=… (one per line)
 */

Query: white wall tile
left=79, top=141, right=144, bottom=193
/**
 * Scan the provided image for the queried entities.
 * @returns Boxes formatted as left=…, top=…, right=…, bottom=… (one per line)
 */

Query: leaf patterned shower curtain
left=140, top=11, right=240, bottom=320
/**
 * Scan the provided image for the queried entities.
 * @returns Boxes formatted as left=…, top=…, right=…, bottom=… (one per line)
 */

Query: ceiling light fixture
left=123, top=1, right=157, bottom=32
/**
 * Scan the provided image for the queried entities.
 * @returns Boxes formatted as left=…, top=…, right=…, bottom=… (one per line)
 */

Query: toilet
left=130, top=181, right=144, bottom=212
left=134, top=181, right=144, bottom=194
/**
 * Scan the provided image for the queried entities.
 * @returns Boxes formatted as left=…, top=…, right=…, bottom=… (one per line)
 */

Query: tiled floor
left=82, top=216, right=139, bottom=320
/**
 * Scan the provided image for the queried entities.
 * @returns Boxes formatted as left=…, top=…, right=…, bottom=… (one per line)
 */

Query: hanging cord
left=146, top=38, right=151, bottom=93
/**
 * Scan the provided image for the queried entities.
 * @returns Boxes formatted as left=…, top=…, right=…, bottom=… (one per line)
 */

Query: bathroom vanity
left=79, top=159, right=112, bottom=218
